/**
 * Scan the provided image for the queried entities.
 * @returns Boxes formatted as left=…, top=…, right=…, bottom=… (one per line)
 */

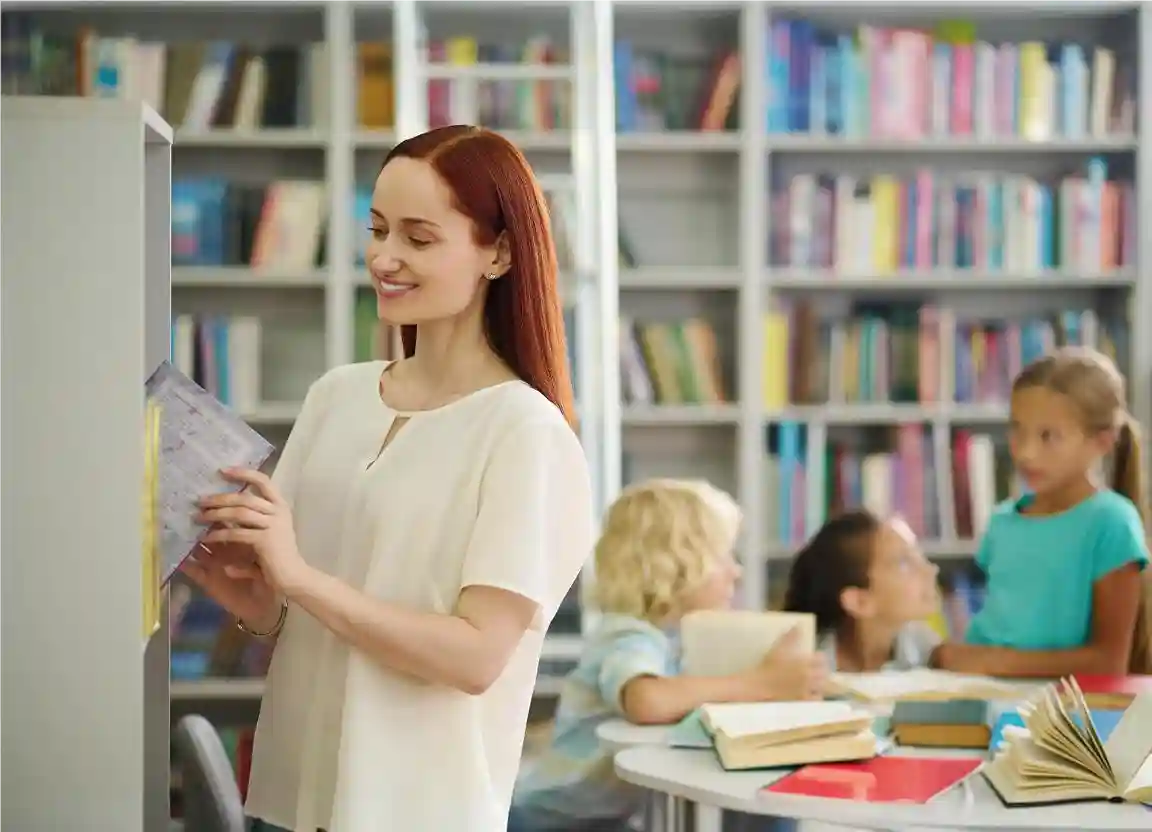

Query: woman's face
left=366, top=157, right=507, bottom=326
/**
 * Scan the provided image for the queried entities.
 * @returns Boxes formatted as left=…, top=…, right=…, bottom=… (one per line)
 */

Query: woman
left=183, top=125, right=595, bottom=832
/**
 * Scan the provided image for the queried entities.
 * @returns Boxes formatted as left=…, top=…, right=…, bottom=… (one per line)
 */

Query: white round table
left=615, top=743, right=1152, bottom=831
left=596, top=719, right=722, bottom=831
left=596, top=718, right=674, bottom=753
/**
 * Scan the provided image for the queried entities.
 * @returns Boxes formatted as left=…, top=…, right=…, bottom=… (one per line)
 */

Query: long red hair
left=382, top=125, right=575, bottom=428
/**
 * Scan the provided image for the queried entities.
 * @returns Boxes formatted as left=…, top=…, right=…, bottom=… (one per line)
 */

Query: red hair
left=382, top=125, right=576, bottom=428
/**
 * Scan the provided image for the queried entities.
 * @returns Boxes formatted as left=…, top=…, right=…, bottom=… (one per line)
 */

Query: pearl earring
left=485, top=272, right=498, bottom=281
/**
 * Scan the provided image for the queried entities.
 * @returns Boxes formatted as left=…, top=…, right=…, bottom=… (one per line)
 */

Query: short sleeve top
left=244, top=361, right=594, bottom=832
left=966, top=490, right=1149, bottom=651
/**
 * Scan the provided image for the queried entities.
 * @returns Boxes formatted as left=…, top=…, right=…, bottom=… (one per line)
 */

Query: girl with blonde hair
left=509, top=478, right=825, bottom=831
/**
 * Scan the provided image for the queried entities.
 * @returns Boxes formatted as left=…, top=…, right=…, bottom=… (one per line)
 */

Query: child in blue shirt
left=932, top=347, right=1152, bottom=677
left=508, top=478, right=826, bottom=832
left=784, top=509, right=943, bottom=672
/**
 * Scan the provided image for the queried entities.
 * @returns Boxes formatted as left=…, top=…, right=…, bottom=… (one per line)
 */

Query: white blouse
left=244, top=361, right=594, bottom=832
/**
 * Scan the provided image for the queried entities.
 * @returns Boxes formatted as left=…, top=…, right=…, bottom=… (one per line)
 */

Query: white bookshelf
left=1, top=97, right=174, bottom=830
left=751, top=2, right=1151, bottom=613
left=7, top=0, right=1150, bottom=701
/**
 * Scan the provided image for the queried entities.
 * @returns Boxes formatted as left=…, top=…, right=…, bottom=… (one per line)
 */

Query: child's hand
left=930, top=641, right=991, bottom=673
left=743, top=627, right=829, bottom=701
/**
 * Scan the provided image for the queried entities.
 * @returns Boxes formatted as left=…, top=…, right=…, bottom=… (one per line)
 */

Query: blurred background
left=2, top=0, right=1148, bottom=822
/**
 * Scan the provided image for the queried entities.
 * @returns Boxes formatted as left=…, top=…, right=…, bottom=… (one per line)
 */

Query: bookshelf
left=753, top=3, right=1150, bottom=615
left=1, top=97, right=173, bottom=830
left=4, top=0, right=1150, bottom=706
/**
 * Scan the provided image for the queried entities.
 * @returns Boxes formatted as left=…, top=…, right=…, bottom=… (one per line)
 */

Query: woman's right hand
left=180, top=541, right=281, bottom=630
left=741, top=627, right=829, bottom=701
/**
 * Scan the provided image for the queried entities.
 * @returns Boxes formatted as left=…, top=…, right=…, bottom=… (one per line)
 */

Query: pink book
left=951, top=44, right=974, bottom=135
left=914, top=170, right=934, bottom=269
left=917, top=305, right=940, bottom=403
left=792, top=467, right=807, bottom=540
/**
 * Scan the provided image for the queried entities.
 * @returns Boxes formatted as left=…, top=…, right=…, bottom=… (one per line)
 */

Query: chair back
left=172, top=714, right=247, bottom=832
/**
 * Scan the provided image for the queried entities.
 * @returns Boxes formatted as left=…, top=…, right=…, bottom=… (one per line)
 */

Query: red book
left=764, top=757, right=982, bottom=803
left=1074, top=674, right=1152, bottom=709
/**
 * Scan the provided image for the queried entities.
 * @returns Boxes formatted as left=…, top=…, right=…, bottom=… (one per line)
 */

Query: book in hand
left=699, top=700, right=883, bottom=771
left=983, top=677, right=1152, bottom=806
left=828, top=668, right=1028, bottom=703
left=764, top=756, right=982, bottom=803
left=680, top=609, right=817, bottom=677
left=145, top=360, right=275, bottom=584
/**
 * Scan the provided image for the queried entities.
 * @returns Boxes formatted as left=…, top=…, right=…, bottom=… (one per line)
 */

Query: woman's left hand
left=197, top=468, right=311, bottom=596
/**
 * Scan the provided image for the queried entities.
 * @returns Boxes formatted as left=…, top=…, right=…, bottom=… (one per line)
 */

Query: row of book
left=427, top=36, right=569, bottom=133
left=173, top=178, right=326, bottom=272
left=3, top=14, right=1139, bottom=143
left=171, top=315, right=263, bottom=414
left=173, top=297, right=399, bottom=407
left=763, top=302, right=1128, bottom=410
left=764, top=423, right=1010, bottom=546
left=767, top=18, right=1135, bottom=140
left=620, top=317, right=728, bottom=406
left=614, top=42, right=740, bottom=133
left=770, top=162, right=1135, bottom=275
left=0, top=20, right=326, bottom=130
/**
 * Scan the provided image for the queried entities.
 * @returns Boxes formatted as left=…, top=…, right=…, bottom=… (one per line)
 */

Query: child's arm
left=932, top=562, right=1143, bottom=676
left=614, top=628, right=826, bottom=725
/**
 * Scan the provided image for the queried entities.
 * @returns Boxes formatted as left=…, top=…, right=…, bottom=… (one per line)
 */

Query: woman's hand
left=196, top=468, right=313, bottom=596
left=181, top=542, right=281, bottom=627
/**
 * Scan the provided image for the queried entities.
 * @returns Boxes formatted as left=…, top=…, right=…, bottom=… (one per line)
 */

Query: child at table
left=508, top=478, right=826, bottom=832
left=931, top=347, right=1152, bottom=677
left=783, top=510, right=943, bottom=673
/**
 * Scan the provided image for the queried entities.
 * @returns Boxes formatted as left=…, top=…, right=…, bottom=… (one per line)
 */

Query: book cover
left=144, top=360, right=275, bottom=584
left=764, top=756, right=981, bottom=803
left=1075, top=674, right=1152, bottom=708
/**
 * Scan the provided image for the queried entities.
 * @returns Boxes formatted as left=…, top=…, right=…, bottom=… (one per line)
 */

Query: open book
left=983, top=677, right=1152, bottom=806
left=699, top=700, right=883, bottom=771
left=680, top=609, right=816, bottom=677
left=829, top=668, right=1028, bottom=703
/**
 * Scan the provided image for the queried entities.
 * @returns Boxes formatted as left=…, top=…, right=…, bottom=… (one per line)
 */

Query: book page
left=681, top=610, right=816, bottom=676
left=145, top=361, right=274, bottom=583
left=702, top=700, right=863, bottom=738
left=831, top=668, right=1025, bottom=701
left=1103, top=690, right=1152, bottom=791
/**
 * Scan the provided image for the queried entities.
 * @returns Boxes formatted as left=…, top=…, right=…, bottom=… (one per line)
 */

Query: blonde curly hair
left=592, top=478, right=742, bottom=622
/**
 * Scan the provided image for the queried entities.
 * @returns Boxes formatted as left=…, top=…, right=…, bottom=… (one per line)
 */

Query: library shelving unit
left=5, top=0, right=1150, bottom=708
left=2, top=97, right=174, bottom=831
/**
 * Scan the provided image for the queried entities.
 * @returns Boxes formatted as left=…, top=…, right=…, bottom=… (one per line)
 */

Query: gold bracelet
left=237, top=600, right=288, bottom=638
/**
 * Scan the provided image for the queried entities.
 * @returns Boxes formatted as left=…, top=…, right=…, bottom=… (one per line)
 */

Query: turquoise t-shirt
left=966, top=489, right=1149, bottom=650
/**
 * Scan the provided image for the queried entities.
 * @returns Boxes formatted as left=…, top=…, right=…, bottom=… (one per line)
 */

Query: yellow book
left=141, top=398, right=162, bottom=640
left=1018, top=42, right=1048, bottom=141
left=762, top=309, right=790, bottom=410
left=870, top=176, right=900, bottom=274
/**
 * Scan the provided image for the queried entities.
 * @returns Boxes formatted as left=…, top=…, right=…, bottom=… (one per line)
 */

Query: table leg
left=645, top=790, right=667, bottom=832
left=667, top=794, right=689, bottom=832
left=693, top=802, right=723, bottom=832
